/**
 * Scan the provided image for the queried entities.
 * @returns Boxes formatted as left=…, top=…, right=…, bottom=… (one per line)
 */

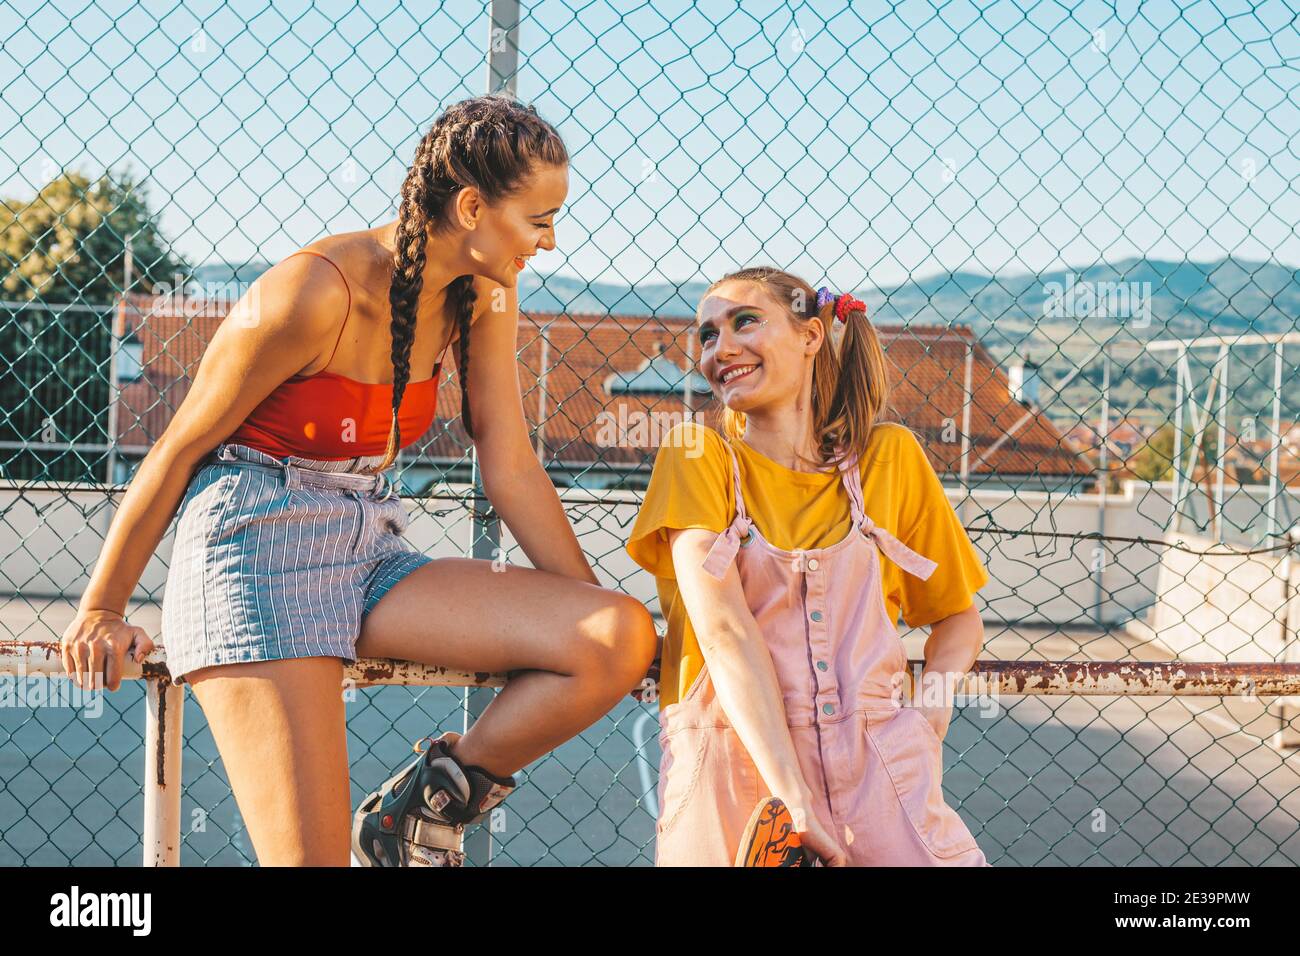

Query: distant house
left=1063, top=412, right=1300, bottom=488
left=1063, top=416, right=1158, bottom=465
left=111, top=294, right=1089, bottom=492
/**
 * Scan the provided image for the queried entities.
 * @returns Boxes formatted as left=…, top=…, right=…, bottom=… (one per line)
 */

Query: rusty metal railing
left=2, top=640, right=505, bottom=866
left=5, top=639, right=1298, bottom=866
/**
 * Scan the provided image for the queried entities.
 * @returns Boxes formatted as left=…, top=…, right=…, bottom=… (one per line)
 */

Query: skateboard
left=733, top=796, right=816, bottom=866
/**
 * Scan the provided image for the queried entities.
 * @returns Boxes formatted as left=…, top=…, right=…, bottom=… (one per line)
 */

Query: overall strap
left=837, top=448, right=939, bottom=581
left=836, top=449, right=869, bottom=528
left=701, top=438, right=753, bottom=580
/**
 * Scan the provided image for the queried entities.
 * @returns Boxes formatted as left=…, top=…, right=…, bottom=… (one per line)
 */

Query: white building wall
left=4, top=480, right=1298, bottom=645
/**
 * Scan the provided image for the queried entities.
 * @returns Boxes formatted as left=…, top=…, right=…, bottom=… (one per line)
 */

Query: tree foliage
left=1, top=169, right=186, bottom=480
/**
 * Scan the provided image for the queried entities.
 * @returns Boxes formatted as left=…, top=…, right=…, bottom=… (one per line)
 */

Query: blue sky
left=1, top=0, right=1297, bottom=293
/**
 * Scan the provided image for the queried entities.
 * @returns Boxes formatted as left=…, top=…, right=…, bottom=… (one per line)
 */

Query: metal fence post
left=143, top=676, right=183, bottom=866
left=958, top=339, right=974, bottom=523
left=464, top=447, right=499, bottom=866
left=459, top=0, right=522, bottom=868
left=1094, top=350, right=1110, bottom=626
left=486, top=0, right=520, bottom=96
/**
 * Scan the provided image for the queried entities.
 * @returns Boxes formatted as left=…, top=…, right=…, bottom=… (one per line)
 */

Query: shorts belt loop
left=281, top=461, right=300, bottom=491
left=217, top=445, right=236, bottom=462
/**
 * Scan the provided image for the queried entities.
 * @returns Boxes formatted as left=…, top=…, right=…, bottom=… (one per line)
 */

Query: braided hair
left=368, top=94, right=567, bottom=474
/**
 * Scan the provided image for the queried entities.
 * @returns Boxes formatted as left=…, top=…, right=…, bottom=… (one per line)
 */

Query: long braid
left=371, top=137, right=438, bottom=473
left=450, top=274, right=478, bottom=439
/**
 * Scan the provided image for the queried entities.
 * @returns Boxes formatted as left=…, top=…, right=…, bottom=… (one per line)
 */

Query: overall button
left=822, top=703, right=835, bottom=716
left=806, top=558, right=820, bottom=571
left=816, top=660, right=828, bottom=672
left=810, top=610, right=823, bottom=623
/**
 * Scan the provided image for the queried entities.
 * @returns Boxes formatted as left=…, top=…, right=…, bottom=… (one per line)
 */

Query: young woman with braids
left=59, top=94, right=657, bottom=867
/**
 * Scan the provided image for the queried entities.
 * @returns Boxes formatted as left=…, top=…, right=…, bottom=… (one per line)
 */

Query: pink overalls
left=654, top=440, right=988, bottom=866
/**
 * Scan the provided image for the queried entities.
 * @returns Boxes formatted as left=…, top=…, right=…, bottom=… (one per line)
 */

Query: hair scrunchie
left=815, top=286, right=866, bottom=324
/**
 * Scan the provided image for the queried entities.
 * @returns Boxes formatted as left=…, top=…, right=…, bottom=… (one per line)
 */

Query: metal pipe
left=1094, top=351, right=1109, bottom=626
left=485, top=0, right=521, bottom=96
left=535, top=330, right=549, bottom=463
left=108, top=233, right=137, bottom=490
left=7, top=642, right=1298, bottom=697
left=1171, top=348, right=1186, bottom=534
left=959, top=340, right=974, bottom=521
left=0, top=641, right=506, bottom=688
left=1214, top=344, right=1228, bottom=542
left=143, top=676, right=183, bottom=866
left=969, top=659, right=1300, bottom=697
left=107, top=296, right=122, bottom=488
left=465, top=446, right=500, bottom=865
left=1147, top=332, right=1300, bottom=350
left=1266, top=340, right=1284, bottom=542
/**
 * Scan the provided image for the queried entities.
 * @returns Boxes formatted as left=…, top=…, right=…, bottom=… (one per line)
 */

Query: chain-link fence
left=2, top=0, right=1299, bottom=866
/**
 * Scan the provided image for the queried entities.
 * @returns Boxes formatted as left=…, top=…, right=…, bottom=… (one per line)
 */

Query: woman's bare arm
left=463, top=276, right=599, bottom=586
left=666, top=526, right=817, bottom=812
left=667, top=525, right=847, bottom=862
left=75, top=254, right=348, bottom=619
left=915, top=602, right=984, bottom=739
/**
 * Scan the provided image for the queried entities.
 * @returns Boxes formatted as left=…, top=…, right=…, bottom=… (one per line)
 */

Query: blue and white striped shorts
left=160, top=442, right=434, bottom=684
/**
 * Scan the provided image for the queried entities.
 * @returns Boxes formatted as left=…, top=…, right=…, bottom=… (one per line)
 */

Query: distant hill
left=194, top=263, right=712, bottom=317
left=192, top=257, right=1300, bottom=426
left=197, top=256, right=1299, bottom=339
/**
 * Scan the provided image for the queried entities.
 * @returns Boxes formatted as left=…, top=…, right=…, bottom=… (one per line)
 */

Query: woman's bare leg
left=187, top=657, right=351, bottom=866
left=355, top=557, right=656, bottom=776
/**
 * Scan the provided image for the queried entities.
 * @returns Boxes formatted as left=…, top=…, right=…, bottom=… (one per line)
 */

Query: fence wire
left=2, top=0, right=1300, bottom=866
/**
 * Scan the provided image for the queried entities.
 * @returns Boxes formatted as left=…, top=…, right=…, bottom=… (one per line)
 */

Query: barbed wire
left=409, top=492, right=1298, bottom=557
left=6, top=481, right=1292, bottom=558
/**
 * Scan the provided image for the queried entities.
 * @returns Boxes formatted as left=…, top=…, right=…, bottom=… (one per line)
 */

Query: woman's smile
left=719, top=363, right=761, bottom=386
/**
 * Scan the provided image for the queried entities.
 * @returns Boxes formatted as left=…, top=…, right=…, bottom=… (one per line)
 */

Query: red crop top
left=225, top=250, right=448, bottom=461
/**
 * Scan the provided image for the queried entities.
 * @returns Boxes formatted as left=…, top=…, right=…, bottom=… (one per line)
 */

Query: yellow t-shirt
left=626, top=421, right=989, bottom=710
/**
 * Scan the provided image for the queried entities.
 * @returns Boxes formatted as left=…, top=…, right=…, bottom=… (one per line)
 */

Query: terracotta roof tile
left=112, top=295, right=1085, bottom=477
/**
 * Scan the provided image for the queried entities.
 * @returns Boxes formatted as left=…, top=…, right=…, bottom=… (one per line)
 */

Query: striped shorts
left=160, top=442, right=434, bottom=684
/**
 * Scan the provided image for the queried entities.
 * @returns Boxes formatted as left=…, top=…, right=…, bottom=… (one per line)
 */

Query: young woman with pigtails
left=61, top=94, right=657, bottom=867
left=628, top=267, right=990, bottom=866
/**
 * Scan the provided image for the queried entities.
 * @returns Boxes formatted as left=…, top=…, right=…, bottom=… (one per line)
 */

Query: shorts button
left=816, top=660, right=828, bottom=672
left=806, top=558, right=820, bottom=571
left=810, top=610, right=823, bottom=623
left=822, top=703, right=835, bottom=716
